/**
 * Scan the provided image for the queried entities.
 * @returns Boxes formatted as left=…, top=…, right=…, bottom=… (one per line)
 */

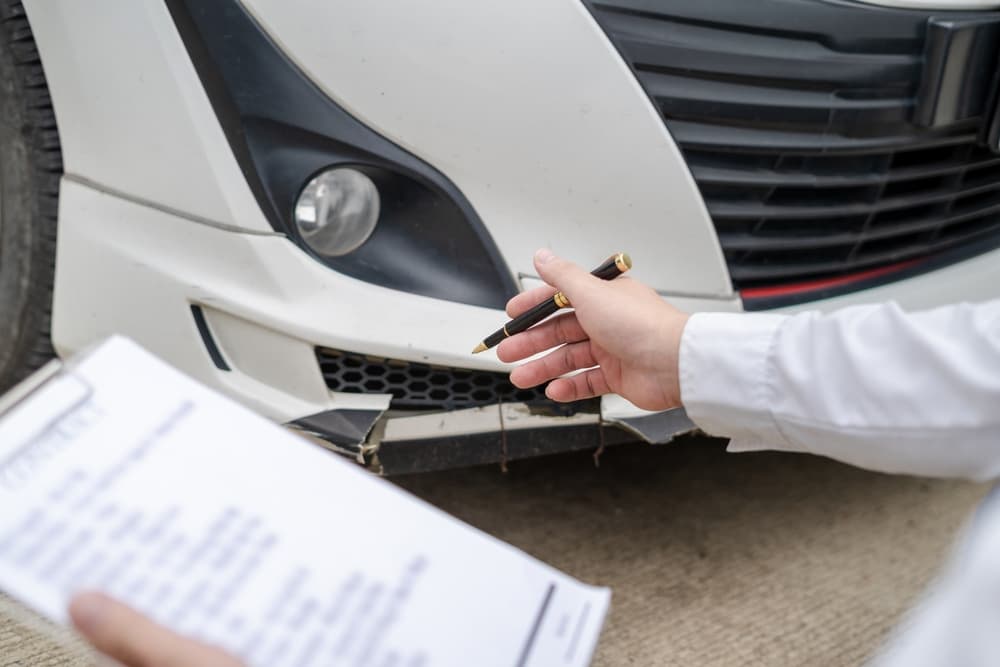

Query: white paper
left=0, top=337, right=609, bottom=667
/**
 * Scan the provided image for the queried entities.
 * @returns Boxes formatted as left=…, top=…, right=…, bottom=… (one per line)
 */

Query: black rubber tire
left=0, top=1, right=61, bottom=393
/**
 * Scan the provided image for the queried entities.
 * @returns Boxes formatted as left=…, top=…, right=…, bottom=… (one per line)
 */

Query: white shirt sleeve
left=867, top=491, right=1000, bottom=667
left=678, top=300, right=1000, bottom=480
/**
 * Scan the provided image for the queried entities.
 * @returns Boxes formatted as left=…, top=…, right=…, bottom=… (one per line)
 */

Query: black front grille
left=317, top=348, right=547, bottom=411
left=588, top=0, right=1000, bottom=300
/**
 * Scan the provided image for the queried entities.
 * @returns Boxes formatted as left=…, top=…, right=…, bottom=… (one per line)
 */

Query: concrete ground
left=1, top=436, right=988, bottom=666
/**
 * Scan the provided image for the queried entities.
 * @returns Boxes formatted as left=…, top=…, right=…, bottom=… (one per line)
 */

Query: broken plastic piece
left=287, top=408, right=385, bottom=455
left=604, top=407, right=696, bottom=445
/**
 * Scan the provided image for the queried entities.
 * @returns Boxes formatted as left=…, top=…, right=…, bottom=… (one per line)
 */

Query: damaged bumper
left=288, top=397, right=696, bottom=475
left=51, top=177, right=735, bottom=476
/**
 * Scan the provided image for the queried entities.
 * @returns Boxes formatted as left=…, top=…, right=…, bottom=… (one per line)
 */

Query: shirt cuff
left=678, top=311, right=800, bottom=453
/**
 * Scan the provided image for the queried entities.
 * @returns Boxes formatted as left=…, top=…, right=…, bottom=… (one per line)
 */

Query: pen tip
left=472, top=342, right=488, bottom=354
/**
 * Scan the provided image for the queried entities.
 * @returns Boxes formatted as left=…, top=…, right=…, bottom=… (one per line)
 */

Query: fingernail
left=70, top=592, right=109, bottom=633
left=535, top=248, right=555, bottom=264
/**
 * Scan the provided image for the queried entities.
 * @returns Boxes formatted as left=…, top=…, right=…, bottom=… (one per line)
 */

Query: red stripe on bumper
left=740, top=258, right=925, bottom=301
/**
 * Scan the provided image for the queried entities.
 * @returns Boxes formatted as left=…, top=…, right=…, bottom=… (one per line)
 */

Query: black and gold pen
left=471, top=252, right=632, bottom=354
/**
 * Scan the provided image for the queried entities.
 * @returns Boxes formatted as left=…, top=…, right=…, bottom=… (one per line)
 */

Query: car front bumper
left=53, top=178, right=714, bottom=472
left=52, top=177, right=1000, bottom=472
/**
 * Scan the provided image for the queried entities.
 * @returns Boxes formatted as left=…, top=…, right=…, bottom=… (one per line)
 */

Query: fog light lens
left=294, top=167, right=380, bottom=257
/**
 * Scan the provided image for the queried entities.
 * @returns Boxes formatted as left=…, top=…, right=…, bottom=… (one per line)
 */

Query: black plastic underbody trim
left=190, top=305, right=230, bottom=371
left=376, top=424, right=636, bottom=476
left=164, top=0, right=517, bottom=310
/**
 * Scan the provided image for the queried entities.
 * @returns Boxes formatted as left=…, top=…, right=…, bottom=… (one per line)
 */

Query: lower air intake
left=316, top=348, right=548, bottom=411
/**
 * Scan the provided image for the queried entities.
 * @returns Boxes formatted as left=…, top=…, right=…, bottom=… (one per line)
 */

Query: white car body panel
left=23, top=1, right=271, bottom=233
left=382, top=404, right=601, bottom=441
left=242, top=0, right=734, bottom=298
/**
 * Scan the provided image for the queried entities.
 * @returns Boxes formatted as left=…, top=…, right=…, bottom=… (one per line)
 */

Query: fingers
left=509, top=340, right=598, bottom=389
left=70, top=592, right=243, bottom=667
left=533, top=249, right=601, bottom=304
left=496, top=312, right=587, bottom=363
left=506, top=283, right=557, bottom=318
left=504, top=249, right=604, bottom=319
left=546, top=369, right=612, bottom=403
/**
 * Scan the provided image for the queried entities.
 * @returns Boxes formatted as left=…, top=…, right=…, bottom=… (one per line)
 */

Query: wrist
left=664, top=312, right=690, bottom=406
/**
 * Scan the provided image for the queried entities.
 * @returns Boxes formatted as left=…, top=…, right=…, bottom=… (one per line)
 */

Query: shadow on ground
left=394, top=436, right=988, bottom=667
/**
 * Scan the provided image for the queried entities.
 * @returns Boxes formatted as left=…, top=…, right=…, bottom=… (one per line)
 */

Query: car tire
left=0, top=0, right=61, bottom=393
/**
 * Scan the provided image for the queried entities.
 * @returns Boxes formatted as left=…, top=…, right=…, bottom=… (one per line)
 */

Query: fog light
left=294, top=167, right=380, bottom=257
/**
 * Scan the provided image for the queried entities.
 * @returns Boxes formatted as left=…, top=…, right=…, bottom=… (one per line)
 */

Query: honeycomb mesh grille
left=317, top=348, right=548, bottom=410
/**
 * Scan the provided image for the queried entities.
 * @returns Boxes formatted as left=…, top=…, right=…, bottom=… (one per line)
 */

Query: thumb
left=70, top=592, right=243, bottom=667
left=533, top=249, right=601, bottom=304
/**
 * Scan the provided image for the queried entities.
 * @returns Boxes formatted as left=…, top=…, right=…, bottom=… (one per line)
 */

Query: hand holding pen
left=492, top=249, right=690, bottom=411
left=472, top=252, right=632, bottom=354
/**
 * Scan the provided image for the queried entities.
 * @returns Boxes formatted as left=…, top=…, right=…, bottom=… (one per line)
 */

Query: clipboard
left=0, top=357, right=99, bottom=662
left=0, top=337, right=610, bottom=667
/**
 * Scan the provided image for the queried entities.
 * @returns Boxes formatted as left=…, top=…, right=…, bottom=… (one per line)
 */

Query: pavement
left=0, top=436, right=988, bottom=666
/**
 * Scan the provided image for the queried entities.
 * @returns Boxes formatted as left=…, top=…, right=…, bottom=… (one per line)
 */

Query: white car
left=3, top=0, right=1000, bottom=473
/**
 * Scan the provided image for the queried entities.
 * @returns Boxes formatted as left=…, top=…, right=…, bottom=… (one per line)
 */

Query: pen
left=471, top=252, right=632, bottom=354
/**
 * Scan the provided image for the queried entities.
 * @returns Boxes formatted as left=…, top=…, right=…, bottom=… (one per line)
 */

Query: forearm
left=679, top=301, right=1000, bottom=480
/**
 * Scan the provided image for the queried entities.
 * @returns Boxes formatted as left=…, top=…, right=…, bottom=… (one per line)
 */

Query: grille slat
left=719, top=199, right=1000, bottom=250
left=589, top=0, right=928, bottom=55
left=707, top=179, right=1000, bottom=221
left=691, top=155, right=1000, bottom=189
left=641, top=69, right=913, bottom=133
left=667, top=120, right=977, bottom=154
left=729, top=218, right=1000, bottom=282
left=588, top=0, right=1000, bottom=294
left=614, top=38, right=919, bottom=92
